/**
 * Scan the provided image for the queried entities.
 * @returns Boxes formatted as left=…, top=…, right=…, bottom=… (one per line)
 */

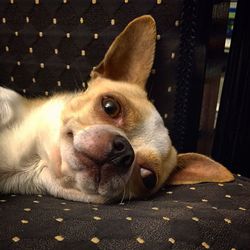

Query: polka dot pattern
left=0, top=176, right=249, bottom=249
left=0, top=0, right=179, bottom=131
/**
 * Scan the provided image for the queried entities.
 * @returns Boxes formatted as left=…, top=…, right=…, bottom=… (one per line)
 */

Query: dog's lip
left=139, top=165, right=157, bottom=190
left=73, top=148, right=130, bottom=185
left=140, top=167, right=153, bottom=178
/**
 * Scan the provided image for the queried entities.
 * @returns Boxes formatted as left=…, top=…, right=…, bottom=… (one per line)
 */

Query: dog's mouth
left=68, top=150, right=133, bottom=196
left=140, top=166, right=157, bottom=190
left=61, top=129, right=136, bottom=197
left=73, top=147, right=133, bottom=178
left=73, top=148, right=158, bottom=193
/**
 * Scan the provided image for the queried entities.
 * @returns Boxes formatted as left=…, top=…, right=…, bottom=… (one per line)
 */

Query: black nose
left=109, top=135, right=135, bottom=170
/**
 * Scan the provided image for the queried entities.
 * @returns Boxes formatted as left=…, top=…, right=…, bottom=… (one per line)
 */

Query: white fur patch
left=131, top=109, right=171, bottom=156
left=0, top=87, right=25, bottom=128
left=0, top=91, right=67, bottom=195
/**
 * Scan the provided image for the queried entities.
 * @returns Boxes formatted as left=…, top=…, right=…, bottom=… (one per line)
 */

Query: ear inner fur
left=166, top=153, right=235, bottom=185
left=91, top=15, right=156, bottom=89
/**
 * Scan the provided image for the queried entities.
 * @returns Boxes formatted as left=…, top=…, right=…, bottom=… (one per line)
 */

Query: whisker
left=119, top=176, right=127, bottom=204
left=71, top=70, right=81, bottom=91
left=115, top=172, right=128, bottom=205
left=119, top=186, right=126, bottom=205
left=128, top=186, right=133, bottom=204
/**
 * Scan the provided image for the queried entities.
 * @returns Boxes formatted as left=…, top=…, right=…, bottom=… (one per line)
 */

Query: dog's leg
left=0, top=87, right=26, bottom=128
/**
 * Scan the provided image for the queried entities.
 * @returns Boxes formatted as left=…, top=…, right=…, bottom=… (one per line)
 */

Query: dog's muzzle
left=69, top=126, right=135, bottom=185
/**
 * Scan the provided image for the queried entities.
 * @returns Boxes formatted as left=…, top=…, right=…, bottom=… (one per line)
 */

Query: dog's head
left=53, top=16, right=234, bottom=203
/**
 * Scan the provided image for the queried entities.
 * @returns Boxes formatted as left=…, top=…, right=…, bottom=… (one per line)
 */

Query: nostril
left=121, top=154, right=134, bottom=168
left=111, top=152, right=134, bottom=169
left=110, top=135, right=135, bottom=169
left=113, top=136, right=126, bottom=152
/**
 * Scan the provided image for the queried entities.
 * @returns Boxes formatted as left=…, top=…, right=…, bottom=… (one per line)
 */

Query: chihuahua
left=0, top=16, right=234, bottom=204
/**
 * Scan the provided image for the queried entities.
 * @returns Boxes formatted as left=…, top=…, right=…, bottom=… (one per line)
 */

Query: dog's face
left=48, top=16, right=177, bottom=203
left=59, top=78, right=176, bottom=203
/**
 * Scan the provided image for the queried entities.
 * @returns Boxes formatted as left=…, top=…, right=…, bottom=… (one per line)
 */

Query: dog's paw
left=0, top=87, right=24, bottom=128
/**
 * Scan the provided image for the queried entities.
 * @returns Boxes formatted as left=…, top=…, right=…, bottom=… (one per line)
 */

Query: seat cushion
left=0, top=176, right=249, bottom=250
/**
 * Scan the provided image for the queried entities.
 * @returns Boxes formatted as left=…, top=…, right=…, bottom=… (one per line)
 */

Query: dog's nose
left=109, top=135, right=135, bottom=169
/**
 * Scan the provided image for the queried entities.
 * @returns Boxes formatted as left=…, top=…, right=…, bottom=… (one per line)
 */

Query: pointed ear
left=166, top=153, right=235, bottom=185
left=90, top=15, right=156, bottom=89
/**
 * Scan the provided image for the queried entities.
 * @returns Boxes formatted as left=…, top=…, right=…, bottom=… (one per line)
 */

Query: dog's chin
left=73, top=164, right=129, bottom=197
left=59, top=147, right=133, bottom=202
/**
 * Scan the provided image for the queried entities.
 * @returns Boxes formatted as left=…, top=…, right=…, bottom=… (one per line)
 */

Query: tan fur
left=91, top=16, right=156, bottom=88
left=127, top=146, right=177, bottom=198
left=167, top=153, right=234, bottom=185
left=0, top=16, right=234, bottom=204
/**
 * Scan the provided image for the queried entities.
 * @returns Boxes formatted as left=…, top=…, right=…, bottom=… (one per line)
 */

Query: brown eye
left=102, top=96, right=121, bottom=118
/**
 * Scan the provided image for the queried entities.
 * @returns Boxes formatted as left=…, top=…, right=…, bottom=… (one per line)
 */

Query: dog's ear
left=91, top=15, right=156, bottom=89
left=166, top=153, right=235, bottom=185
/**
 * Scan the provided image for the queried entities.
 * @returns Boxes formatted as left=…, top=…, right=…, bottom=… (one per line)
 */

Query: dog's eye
left=140, top=167, right=157, bottom=189
left=102, top=97, right=121, bottom=118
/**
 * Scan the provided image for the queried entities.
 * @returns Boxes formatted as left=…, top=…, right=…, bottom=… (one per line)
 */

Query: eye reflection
left=101, top=96, right=121, bottom=118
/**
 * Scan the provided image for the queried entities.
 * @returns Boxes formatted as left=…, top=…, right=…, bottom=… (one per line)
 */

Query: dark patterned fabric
left=0, top=0, right=182, bottom=133
left=0, top=176, right=249, bottom=250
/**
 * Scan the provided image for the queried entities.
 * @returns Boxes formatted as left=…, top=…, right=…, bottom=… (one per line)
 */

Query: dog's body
left=0, top=16, right=234, bottom=204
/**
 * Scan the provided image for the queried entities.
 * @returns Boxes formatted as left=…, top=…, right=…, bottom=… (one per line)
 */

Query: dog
left=0, top=16, right=234, bottom=204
